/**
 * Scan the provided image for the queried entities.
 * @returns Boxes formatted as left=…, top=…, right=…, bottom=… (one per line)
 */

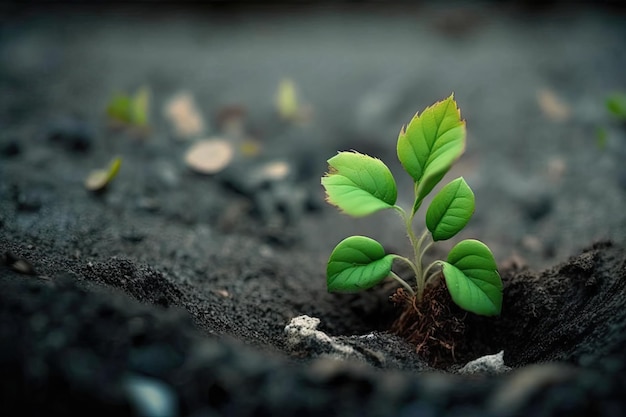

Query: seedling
left=596, top=92, right=626, bottom=149
left=606, top=92, right=626, bottom=121
left=321, top=95, right=502, bottom=316
left=276, top=78, right=299, bottom=121
left=106, top=87, right=150, bottom=130
left=85, top=156, right=122, bottom=192
left=275, top=78, right=313, bottom=124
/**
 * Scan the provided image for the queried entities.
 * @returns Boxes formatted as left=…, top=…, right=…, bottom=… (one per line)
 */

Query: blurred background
left=1, top=1, right=625, bottom=269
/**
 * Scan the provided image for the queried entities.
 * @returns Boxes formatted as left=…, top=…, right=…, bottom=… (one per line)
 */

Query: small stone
left=216, top=105, right=247, bottom=139
left=214, top=289, right=230, bottom=298
left=153, top=160, right=180, bottom=188
left=128, top=345, right=183, bottom=378
left=0, top=139, right=21, bottom=157
left=521, top=235, right=543, bottom=254
left=546, top=157, right=567, bottom=182
left=185, top=139, right=234, bottom=175
left=16, top=190, right=42, bottom=212
left=137, top=197, right=160, bottom=213
left=284, top=315, right=361, bottom=361
left=124, top=374, right=178, bottom=417
left=488, top=363, right=577, bottom=415
left=47, top=117, right=93, bottom=152
left=458, top=351, right=510, bottom=375
left=255, top=161, right=291, bottom=182
left=3, top=252, right=37, bottom=275
left=85, top=170, right=110, bottom=191
left=522, top=194, right=553, bottom=221
left=121, top=230, right=145, bottom=243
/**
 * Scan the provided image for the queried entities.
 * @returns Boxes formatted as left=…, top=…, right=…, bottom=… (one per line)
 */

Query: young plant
left=106, top=87, right=150, bottom=130
left=321, top=95, right=502, bottom=316
left=606, top=92, right=626, bottom=122
left=84, top=156, right=122, bottom=193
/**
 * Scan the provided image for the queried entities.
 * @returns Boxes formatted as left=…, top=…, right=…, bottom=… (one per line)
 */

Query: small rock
left=398, top=402, right=438, bottom=417
left=487, top=363, right=577, bottom=416
left=284, top=315, right=362, bottom=361
left=0, top=139, right=21, bottom=157
left=458, top=351, right=511, bottom=375
left=219, top=159, right=308, bottom=226
left=47, top=117, right=93, bottom=152
left=255, top=161, right=291, bottom=182
left=216, top=104, right=247, bottom=139
left=128, top=345, right=183, bottom=378
left=16, top=189, right=42, bottom=212
left=153, top=160, right=180, bottom=188
left=3, top=252, right=36, bottom=275
left=121, top=230, right=145, bottom=243
left=546, top=157, right=567, bottom=182
left=521, top=235, right=543, bottom=254
left=124, top=374, right=178, bottom=417
left=136, top=197, right=161, bottom=213
left=522, top=194, right=553, bottom=222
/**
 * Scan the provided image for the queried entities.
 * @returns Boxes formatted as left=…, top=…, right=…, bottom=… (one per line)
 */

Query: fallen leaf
left=85, top=157, right=122, bottom=192
left=257, top=161, right=290, bottom=181
left=537, top=89, right=570, bottom=122
left=185, top=139, right=234, bottom=174
left=165, top=92, right=205, bottom=139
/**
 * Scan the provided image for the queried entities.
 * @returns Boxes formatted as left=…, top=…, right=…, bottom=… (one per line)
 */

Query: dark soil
left=2, top=3, right=626, bottom=416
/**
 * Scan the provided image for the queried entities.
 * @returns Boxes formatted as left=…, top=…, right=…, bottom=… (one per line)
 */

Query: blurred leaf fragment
left=276, top=78, right=299, bottom=121
left=606, top=93, right=626, bottom=121
left=164, top=92, right=205, bottom=139
left=185, top=139, right=234, bottom=174
left=537, top=89, right=570, bottom=122
left=106, top=87, right=151, bottom=129
left=85, top=157, right=122, bottom=192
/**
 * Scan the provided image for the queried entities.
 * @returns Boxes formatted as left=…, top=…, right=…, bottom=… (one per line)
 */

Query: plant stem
left=393, top=205, right=437, bottom=301
left=420, top=241, right=434, bottom=261
left=425, top=271, right=442, bottom=286
left=392, top=255, right=421, bottom=280
left=388, top=271, right=415, bottom=297
left=413, top=229, right=431, bottom=300
left=423, top=260, right=443, bottom=285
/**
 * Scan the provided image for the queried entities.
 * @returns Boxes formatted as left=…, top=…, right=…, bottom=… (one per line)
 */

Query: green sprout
left=321, top=95, right=503, bottom=316
left=106, top=87, right=150, bottom=129
left=85, top=156, right=122, bottom=192
left=606, top=93, right=626, bottom=121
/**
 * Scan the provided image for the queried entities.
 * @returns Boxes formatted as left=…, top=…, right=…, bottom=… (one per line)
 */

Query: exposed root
left=390, top=279, right=466, bottom=368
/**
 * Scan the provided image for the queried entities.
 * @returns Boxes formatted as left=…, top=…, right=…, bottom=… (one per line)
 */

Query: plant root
left=390, top=279, right=466, bottom=368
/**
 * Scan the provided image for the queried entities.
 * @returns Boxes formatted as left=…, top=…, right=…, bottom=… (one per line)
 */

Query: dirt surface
left=2, top=3, right=626, bottom=416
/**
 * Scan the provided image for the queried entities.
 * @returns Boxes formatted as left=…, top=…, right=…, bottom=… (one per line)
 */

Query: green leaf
left=321, top=151, right=397, bottom=217
left=84, top=156, right=122, bottom=192
left=426, top=177, right=475, bottom=241
left=396, top=94, right=466, bottom=212
left=596, top=127, right=608, bottom=150
left=606, top=93, right=626, bottom=121
left=106, top=94, right=134, bottom=124
left=132, top=87, right=150, bottom=127
left=327, top=236, right=395, bottom=292
left=441, top=239, right=502, bottom=316
left=106, top=87, right=150, bottom=128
